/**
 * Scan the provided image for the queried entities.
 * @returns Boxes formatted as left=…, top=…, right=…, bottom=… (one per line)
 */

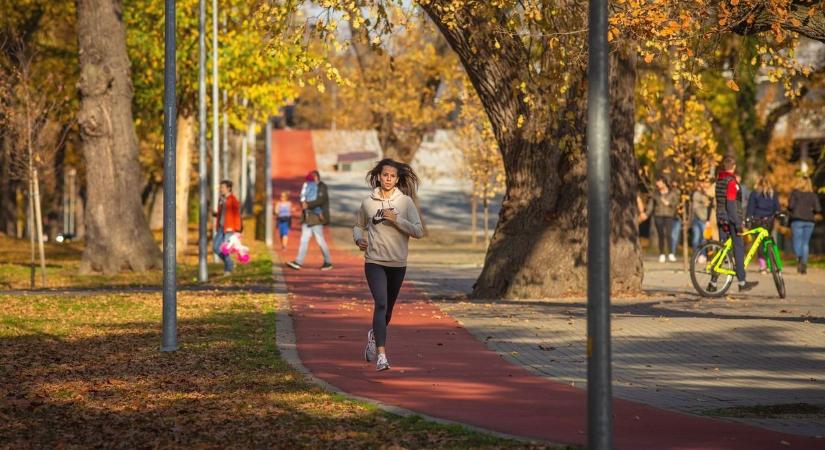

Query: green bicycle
left=690, top=216, right=786, bottom=298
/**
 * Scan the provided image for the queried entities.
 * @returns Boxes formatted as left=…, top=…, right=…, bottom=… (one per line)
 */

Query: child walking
left=353, top=159, right=424, bottom=371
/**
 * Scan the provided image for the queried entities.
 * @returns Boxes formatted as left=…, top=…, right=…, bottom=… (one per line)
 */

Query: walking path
left=270, top=132, right=823, bottom=449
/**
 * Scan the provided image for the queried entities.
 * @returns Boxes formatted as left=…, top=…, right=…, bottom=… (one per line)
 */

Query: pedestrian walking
left=709, top=156, right=758, bottom=292
left=354, top=159, right=424, bottom=371
left=642, top=176, right=679, bottom=262
left=213, top=180, right=241, bottom=276
left=690, top=180, right=713, bottom=263
left=746, top=176, right=779, bottom=274
left=286, top=171, right=333, bottom=270
left=275, top=191, right=293, bottom=250
left=788, top=177, right=822, bottom=274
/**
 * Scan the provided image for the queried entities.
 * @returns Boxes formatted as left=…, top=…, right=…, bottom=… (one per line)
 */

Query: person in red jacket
left=213, top=180, right=241, bottom=275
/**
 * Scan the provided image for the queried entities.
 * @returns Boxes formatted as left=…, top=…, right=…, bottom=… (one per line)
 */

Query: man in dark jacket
left=287, top=170, right=333, bottom=270
left=711, top=156, right=758, bottom=292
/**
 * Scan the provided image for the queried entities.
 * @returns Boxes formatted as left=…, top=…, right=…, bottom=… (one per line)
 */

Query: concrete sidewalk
left=408, top=256, right=825, bottom=437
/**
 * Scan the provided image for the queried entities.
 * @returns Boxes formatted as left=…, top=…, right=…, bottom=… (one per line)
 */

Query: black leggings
left=365, top=263, right=407, bottom=348
left=654, top=216, right=673, bottom=255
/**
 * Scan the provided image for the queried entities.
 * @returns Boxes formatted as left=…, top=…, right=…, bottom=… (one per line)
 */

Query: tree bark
left=176, top=113, right=194, bottom=257
left=423, top=6, right=643, bottom=298
left=76, top=0, right=161, bottom=273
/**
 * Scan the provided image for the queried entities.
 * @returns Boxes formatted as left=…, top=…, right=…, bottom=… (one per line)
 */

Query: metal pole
left=248, top=120, right=256, bottom=215
left=264, top=118, right=273, bottom=246
left=161, top=0, right=178, bottom=352
left=198, top=0, right=208, bottom=282
left=240, top=135, right=248, bottom=206
left=211, top=0, right=220, bottom=217
left=222, top=90, right=229, bottom=180
left=586, top=0, right=612, bottom=448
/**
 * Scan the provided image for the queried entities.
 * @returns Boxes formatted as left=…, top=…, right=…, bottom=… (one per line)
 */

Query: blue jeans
left=213, top=230, right=235, bottom=272
left=295, top=223, right=331, bottom=265
left=791, top=220, right=815, bottom=264
left=670, top=217, right=682, bottom=255
left=690, top=218, right=706, bottom=251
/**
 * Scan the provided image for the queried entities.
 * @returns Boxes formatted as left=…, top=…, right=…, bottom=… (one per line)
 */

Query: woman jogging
left=353, top=158, right=424, bottom=371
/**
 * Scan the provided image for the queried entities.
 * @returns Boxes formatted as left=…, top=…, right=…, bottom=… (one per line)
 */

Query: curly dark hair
left=366, top=158, right=420, bottom=199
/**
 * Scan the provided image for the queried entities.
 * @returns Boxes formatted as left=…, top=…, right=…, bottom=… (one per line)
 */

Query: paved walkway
left=270, top=133, right=824, bottom=448
left=408, top=258, right=825, bottom=437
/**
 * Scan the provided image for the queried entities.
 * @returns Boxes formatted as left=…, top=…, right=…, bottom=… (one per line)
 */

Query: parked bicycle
left=690, top=214, right=787, bottom=298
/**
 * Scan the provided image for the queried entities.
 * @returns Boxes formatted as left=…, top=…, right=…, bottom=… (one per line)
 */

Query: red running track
left=271, top=130, right=822, bottom=449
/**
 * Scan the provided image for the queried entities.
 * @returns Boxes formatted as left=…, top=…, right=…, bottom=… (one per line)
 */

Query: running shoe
left=286, top=261, right=301, bottom=270
left=376, top=353, right=390, bottom=371
left=658, top=254, right=666, bottom=263
left=667, top=253, right=677, bottom=262
left=320, top=263, right=333, bottom=271
left=364, top=329, right=377, bottom=362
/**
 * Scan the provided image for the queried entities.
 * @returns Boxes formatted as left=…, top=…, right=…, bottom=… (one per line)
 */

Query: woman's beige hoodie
left=353, top=187, right=424, bottom=267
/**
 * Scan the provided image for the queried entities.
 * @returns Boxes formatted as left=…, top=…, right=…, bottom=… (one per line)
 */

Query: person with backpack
left=354, top=159, right=424, bottom=371
left=710, top=156, right=758, bottom=292
left=287, top=171, right=333, bottom=271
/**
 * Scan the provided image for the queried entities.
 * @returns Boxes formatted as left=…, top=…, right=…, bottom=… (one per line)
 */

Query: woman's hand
left=356, top=238, right=368, bottom=251
left=382, top=209, right=398, bottom=223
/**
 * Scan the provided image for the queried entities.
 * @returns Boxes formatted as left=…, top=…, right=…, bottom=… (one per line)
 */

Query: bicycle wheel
left=690, top=240, right=734, bottom=297
left=768, top=245, right=786, bottom=299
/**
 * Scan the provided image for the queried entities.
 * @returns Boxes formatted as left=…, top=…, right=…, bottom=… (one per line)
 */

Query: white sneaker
left=376, top=353, right=390, bottom=371
left=364, top=329, right=376, bottom=362
left=668, top=253, right=677, bottom=262
left=697, top=254, right=707, bottom=265
left=659, top=254, right=666, bottom=263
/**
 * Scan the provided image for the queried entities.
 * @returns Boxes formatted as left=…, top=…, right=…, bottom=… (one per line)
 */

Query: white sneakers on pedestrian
left=667, top=253, right=677, bottom=262
left=376, top=353, right=390, bottom=371
left=659, top=254, right=666, bottom=263
left=364, top=329, right=377, bottom=362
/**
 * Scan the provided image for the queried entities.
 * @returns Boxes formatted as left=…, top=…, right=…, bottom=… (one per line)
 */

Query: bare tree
left=0, top=36, right=72, bottom=287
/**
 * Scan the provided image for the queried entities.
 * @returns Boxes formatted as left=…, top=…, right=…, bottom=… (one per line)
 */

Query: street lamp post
left=264, top=118, right=273, bottom=246
left=586, top=0, right=612, bottom=448
left=197, top=0, right=208, bottom=282
left=161, top=0, right=178, bottom=352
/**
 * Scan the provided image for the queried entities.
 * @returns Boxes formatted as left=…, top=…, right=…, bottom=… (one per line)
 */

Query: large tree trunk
left=175, top=113, right=194, bottom=257
left=423, top=6, right=643, bottom=298
left=76, top=0, right=161, bottom=273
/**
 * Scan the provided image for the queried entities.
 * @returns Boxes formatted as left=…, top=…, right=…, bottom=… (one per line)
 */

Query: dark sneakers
left=286, top=261, right=301, bottom=270
left=738, top=281, right=759, bottom=292
left=320, top=263, right=333, bottom=271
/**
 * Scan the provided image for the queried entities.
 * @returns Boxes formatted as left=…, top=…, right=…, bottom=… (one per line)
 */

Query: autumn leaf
left=726, top=79, right=740, bottom=92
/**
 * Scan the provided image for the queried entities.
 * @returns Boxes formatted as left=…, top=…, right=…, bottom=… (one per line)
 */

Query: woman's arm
left=393, top=198, right=424, bottom=238
left=353, top=203, right=368, bottom=244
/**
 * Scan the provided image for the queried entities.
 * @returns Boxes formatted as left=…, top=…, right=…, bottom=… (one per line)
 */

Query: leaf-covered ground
left=0, top=232, right=559, bottom=449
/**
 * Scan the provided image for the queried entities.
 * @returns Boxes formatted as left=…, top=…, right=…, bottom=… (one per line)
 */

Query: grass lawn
left=0, top=228, right=558, bottom=449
